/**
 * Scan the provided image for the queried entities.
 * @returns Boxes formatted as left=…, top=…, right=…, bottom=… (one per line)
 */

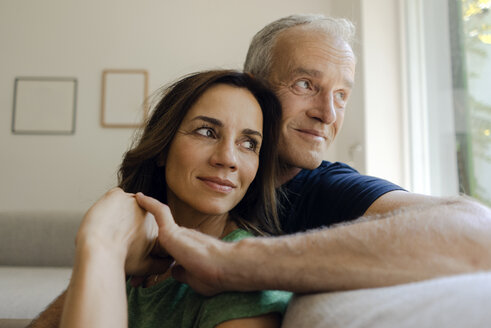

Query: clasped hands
left=75, top=188, right=230, bottom=296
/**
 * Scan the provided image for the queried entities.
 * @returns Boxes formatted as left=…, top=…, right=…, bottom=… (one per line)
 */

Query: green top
left=126, top=229, right=292, bottom=328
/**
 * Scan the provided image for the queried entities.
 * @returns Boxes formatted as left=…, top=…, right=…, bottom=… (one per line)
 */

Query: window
left=402, top=0, right=490, bottom=205
left=449, top=0, right=491, bottom=206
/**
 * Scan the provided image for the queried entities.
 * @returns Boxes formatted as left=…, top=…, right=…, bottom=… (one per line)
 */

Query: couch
left=1, top=211, right=491, bottom=328
left=0, top=211, right=81, bottom=328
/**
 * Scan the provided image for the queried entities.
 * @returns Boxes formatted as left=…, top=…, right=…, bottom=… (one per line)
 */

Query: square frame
left=12, top=77, right=77, bottom=135
left=101, top=69, right=149, bottom=128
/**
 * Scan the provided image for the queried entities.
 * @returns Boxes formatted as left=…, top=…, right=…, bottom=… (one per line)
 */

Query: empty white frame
left=12, top=77, right=77, bottom=135
left=101, top=69, right=149, bottom=128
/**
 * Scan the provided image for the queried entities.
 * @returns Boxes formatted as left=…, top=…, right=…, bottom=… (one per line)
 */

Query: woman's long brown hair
left=118, top=70, right=283, bottom=235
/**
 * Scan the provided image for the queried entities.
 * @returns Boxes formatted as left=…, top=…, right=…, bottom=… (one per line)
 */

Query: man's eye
left=291, top=80, right=316, bottom=95
left=334, top=91, right=347, bottom=104
left=295, top=80, right=310, bottom=89
left=195, top=127, right=215, bottom=138
left=335, top=91, right=345, bottom=99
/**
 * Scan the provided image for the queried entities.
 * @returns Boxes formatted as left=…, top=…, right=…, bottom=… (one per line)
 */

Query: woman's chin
left=191, top=200, right=238, bottom=217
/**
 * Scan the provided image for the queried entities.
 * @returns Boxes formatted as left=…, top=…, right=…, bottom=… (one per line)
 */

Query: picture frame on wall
left=101, top=69, right=149, bottom=128
left=12, top=77, right=77, bottom=135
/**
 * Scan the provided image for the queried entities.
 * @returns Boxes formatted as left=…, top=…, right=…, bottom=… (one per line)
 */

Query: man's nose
left=307, top=91, right=337, bottom=125
left=210, top=140, right=237, bottom=170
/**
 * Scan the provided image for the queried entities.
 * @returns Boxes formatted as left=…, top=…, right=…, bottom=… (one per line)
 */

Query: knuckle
left=157, top=203, right=171, bottom=217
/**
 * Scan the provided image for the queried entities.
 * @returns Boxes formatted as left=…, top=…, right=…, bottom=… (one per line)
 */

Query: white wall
left=0, top=0, right=337, bottom=211
left=329, top=0, right=366, bottom=173
left=330, top=0, right=408, bottom=188
left=360, top=0, right=406, bottom=187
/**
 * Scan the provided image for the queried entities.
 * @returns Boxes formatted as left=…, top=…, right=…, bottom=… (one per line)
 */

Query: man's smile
left=293, top=128, right=327, bottom=142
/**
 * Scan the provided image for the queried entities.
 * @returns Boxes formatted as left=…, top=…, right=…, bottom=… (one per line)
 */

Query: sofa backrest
left=0, top=211, right=83, bottom=267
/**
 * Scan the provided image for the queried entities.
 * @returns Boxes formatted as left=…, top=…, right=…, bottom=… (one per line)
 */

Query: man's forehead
left=275, top=29, right=355, bottom=63
left=269, top=27, right=355, bottom=85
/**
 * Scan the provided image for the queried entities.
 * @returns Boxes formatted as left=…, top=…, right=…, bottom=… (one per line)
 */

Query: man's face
left=268, top=26, right=356, bottom=172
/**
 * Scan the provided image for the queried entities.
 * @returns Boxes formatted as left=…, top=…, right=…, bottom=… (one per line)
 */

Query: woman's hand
left=76, top=188, right=173, bottom=275
left=60, top=189, right=176, bottom=328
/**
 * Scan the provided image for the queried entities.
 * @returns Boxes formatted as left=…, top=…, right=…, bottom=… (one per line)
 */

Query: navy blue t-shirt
left=280, top=161, right=405, bottom=233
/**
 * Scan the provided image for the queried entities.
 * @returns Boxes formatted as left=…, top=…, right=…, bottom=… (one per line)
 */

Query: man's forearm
left=27, top=289, right=66, bottom=328
left=228, top=197, right=491, bottom=292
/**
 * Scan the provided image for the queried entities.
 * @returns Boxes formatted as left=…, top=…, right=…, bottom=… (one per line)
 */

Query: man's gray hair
left=244, top=14, right=356, bottom=79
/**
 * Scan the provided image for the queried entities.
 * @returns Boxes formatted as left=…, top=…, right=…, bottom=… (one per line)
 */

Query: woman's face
left=165, top=84, right=263, bottom=217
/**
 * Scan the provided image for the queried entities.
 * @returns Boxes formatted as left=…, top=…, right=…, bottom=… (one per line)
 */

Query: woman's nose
left=209, top=140, right=237, bottom=170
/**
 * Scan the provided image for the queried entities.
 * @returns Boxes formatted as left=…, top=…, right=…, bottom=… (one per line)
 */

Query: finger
left=135, top=192, right=173, bottom=229
left=135, top=192, right=166, bottom=216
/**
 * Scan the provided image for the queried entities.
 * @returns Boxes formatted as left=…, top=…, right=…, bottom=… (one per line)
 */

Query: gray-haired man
left=144, top=14, right=491, bottom=295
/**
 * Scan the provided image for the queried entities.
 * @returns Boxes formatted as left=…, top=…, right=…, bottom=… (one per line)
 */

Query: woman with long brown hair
left=59, top=70, right=291, bottom=328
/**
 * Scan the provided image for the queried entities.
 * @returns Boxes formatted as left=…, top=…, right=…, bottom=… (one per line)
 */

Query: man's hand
left=135, top=192, right=234, bottom=296
left=137, top=192, right=491, bottom=294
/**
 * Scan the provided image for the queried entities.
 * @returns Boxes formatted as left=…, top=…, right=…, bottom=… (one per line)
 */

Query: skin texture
left=268, top=26, right=355, bottom=183
left=131, top=193, right=491, bottom=296
left=164, top=84, right=262, bottom=231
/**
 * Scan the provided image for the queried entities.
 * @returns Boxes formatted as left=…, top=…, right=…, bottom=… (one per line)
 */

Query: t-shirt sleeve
left=283, top=162, right=405, bottom=232
left=196, top=289, right=292, bottom=328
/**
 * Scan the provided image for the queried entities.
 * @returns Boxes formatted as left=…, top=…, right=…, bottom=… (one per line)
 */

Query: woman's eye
left=195, top=127, right=215, bottom=138
left=241, top=139, right=258, bottom=152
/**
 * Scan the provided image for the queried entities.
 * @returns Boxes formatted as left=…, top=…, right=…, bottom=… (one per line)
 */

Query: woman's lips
left=198, top=177, right=236, bottom=193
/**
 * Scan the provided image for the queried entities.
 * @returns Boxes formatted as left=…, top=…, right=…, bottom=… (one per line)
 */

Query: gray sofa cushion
left=0, top=211, right=82, bottom=267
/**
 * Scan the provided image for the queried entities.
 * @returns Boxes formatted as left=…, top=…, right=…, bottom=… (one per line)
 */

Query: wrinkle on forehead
left=297, top=36, right=355, bottom=62
left=270, top=26, right=356, bottom=83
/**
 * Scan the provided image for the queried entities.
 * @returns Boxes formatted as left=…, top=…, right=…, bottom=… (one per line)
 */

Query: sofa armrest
left=282, top=272, right=491, bottom=328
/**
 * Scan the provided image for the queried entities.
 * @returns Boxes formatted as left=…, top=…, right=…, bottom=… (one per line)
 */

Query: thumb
left=135, top=192, right=175, bottom=229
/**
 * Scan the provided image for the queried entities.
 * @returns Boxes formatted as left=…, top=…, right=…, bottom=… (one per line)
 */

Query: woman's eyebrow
left=243, top=129, right=262, bottom=138
left=192, top=115, right=262, bottom=138
left=191, top=115, right=222, bottom=126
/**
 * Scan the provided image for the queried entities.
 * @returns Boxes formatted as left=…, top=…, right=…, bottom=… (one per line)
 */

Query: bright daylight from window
left=451, top=0, right=491, bottom=206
